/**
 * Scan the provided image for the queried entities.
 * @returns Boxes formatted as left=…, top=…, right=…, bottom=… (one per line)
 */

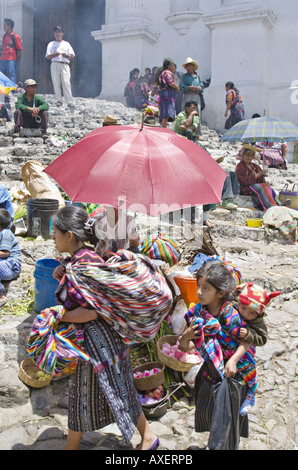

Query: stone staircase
left=0, top=93, right=141, bottom=187
left=0, top=92, right=296, bottom=248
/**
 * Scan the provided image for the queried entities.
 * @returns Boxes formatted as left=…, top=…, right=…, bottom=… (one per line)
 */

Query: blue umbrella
left=220, top=116, right=298, bottom=143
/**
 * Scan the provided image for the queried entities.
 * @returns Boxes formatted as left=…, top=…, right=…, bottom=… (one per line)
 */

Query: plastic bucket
left=34, top=258, right=60, bottom=313
left=26, top=198, right=60, bottom=239
left=174, top=277, right=199, bottom=305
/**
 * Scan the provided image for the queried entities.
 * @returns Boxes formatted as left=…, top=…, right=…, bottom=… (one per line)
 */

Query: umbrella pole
left=140, top=113, right=145, bottom=131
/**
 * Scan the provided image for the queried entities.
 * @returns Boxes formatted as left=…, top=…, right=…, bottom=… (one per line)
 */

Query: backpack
left=3, top=32, right=22, bottom=56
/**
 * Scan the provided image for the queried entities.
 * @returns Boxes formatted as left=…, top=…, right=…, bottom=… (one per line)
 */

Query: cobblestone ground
left=0, top=95, right=297, bottom=451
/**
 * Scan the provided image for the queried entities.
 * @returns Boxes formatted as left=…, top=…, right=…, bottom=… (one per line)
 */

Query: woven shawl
left=62, top=249, right=173, bottom=344
left=185, top=302, right=257, bottom=394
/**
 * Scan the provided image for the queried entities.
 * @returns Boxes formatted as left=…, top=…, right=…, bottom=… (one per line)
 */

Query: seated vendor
left=14, top=79, right=49, bottom=135
left=174, top=100, right=199, bottom=141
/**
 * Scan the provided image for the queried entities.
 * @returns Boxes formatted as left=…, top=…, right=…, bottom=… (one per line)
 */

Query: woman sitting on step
left=235, top=144, right=283, bottom=211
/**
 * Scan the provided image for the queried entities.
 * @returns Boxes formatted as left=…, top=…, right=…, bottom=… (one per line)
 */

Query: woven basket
left=18, top=358, right=53, bottom=389
left=133, top=361, right=165, bottom=391
left=157, top=335, right=196, bottom=372
left=279, top=184, right=298, bottom=209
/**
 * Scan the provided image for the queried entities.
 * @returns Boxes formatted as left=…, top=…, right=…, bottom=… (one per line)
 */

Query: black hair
left=154, top=58, right=175, bottom=86
left=52, top=206, right=98, bottom=246
left=52, top=205, right=115, bottom=257
left=196, top=261, right=236, bottom=302
left=0, top=209, right=14, bottom=233
left=185, top=100, right=198, bottom=109
left=129, top=68, right=140, bottom=80
left=225, top=81, right=240, bottom=98
left=4, top=18, right=14, bottom=29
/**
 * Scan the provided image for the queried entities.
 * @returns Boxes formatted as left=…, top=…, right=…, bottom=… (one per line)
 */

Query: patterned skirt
left=159, top=89, right=177, bottom=122
left=68, top=318, right=142, bottom=443
left=261, top=149, right=287, bottom=169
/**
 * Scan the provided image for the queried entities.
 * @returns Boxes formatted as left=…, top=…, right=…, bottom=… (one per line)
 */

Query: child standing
left=179, top=261, right=258, bottom=449
left=0, top=209, right=21, bottom=307
left=179, top=261, right=256, bottom=383
left=237, top=282, right=281, bottom=346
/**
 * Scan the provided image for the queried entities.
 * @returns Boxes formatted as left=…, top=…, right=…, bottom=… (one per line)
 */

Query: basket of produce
left=157, top=335, right=202, bottom=372
left=133, top=362, right=165, bottom=391
left=139, top=386, right=169, bottom=419
left=18, top=358, right=53, bottom=388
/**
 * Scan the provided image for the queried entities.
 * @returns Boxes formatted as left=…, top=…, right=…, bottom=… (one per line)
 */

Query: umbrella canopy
left=220, top=116, right=298, bottom=143
left=0, top=71, right=17, bottom=95
left=44, top=124, right=227, bottom=217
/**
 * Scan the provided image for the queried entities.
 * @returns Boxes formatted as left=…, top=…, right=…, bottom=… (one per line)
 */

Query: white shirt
left=45, top=40, right=75, bottom=64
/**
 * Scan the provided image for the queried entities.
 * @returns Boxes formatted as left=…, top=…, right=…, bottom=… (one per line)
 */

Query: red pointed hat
left=237, top=282, right=281, bottom=315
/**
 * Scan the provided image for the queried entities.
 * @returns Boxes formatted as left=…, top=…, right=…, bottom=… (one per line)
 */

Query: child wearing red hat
left=237, top=282, right=281, bottom=347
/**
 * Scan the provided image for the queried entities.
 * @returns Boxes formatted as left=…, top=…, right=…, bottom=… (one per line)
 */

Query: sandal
left=135, top=437, right=159, bottom=451
left=56, top=101, right=63, bottom=107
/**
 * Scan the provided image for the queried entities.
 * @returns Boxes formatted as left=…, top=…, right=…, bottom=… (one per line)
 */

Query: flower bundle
left=133, top=367, right=161, bottom=379
left=161, top=341, right=202, bottom=364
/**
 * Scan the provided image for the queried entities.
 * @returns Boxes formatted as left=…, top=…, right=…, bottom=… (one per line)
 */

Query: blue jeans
left=0, top=259, right=21, bottom=295
left=0, top=60, right=17, bottom=84
left=221, top=171, right=240, bottom=199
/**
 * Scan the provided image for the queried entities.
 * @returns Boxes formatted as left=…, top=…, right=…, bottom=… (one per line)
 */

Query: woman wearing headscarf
left=235, top=144, right=282, bottom=210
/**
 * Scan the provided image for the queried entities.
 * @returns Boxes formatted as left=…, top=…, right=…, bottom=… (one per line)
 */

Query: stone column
left=166, top=0, right=203, bottom=36
left=202, top=3, right=277, bottom=131
left=5, top=0, right=35, bottom=82
left=92, top=0, right=159, bottom=102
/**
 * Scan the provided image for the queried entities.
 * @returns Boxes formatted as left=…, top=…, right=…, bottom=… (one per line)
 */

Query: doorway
left=33, top=0, right=105, bottom=97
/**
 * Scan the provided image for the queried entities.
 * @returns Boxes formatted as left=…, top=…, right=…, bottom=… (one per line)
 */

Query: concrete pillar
left=202, top=5, right=277, bottom=131
left=92, top=0, right=159, bottom=101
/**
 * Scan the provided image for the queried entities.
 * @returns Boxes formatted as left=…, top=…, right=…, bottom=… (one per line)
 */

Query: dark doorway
left=33, top=0, right=105, bottom=97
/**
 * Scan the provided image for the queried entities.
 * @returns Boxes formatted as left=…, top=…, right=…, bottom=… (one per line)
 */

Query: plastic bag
left=21, top=160, right=65, bottom=207
left=182, top=363, right=203, bottom=388
left=207, top=376, right=244, bottom=450
left=50, top=134, right=68, bottom=149
left=170, top=299, right=188, bottom=334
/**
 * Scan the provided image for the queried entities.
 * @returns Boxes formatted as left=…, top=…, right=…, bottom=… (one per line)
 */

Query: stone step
left=208, top=218, right=288, bottom=244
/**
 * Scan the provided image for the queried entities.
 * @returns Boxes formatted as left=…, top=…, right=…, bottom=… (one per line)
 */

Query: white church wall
left=92, top=0, right=298, bottom=134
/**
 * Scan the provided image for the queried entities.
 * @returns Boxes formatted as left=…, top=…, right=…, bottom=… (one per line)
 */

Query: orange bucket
left=174, top=277, right=199, bottom=305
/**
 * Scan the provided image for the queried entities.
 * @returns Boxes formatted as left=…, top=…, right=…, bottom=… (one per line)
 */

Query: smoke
left=32, top=0, right=106, bottom=98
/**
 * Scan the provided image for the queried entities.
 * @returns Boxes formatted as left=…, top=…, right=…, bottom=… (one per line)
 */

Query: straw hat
left=242, top=143, right=258, bottom=153
left=182, top=57, right=199, bottom=71
left=101, top=115, right=119, bottom=126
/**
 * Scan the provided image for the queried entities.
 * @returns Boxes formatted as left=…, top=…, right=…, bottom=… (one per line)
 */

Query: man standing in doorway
left=45, top=26, right=75, bottom=108
left=0, top=18, right=22, bottom=84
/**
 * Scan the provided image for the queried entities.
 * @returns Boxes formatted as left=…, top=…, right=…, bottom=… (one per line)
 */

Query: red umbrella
left=44, top=124, right=227, bottom=217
